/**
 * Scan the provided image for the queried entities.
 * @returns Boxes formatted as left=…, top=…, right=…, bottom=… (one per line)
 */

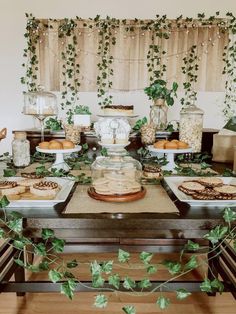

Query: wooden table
left=0, top=181, right=235, bottom=297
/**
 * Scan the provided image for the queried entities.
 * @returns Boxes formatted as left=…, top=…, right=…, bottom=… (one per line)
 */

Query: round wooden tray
left=87, top=186, right=146, bottom=202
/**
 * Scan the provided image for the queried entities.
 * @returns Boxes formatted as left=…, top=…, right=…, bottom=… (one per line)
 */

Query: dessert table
left=0, top=176, right=235, bottom=297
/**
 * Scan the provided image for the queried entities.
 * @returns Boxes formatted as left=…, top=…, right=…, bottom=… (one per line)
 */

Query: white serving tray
left=164, top=176, right=236, bottom=207
left=2, top=177, right=75, bottom=208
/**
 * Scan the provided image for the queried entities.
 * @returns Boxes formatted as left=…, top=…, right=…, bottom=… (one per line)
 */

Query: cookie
left=30, top=181, right=59, bottom=197
left=21, top=172, right=44, bottom=179
left=180, top=181, right=205, bottom=193
left=192, top=193, right=216, bottom=200
left=0, top=181, right=18, bottom=189
left=178, top=186, right=196, bottom=195
left=196, top=177, right=223, bottom=188
left=213, top=185, right=236, bottom=196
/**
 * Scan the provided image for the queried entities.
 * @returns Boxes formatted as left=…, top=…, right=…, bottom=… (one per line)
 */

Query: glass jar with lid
left=179, top=102, right=204, bottom=153
left=91, top=148, right=142, bottom=196
left=12, top=132, right=30, bottom=167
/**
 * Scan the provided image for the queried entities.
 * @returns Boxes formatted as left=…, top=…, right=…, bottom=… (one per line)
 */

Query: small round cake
left=30, top=181, right=59, bottom=197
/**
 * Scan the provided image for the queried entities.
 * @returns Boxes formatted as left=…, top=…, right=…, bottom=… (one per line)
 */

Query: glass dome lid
left=23, top=86, right=57, bottom=117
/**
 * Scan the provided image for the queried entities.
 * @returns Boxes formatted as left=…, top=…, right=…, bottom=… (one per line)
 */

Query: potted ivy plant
left=73, top=105, right=92, bottom=127
left=144, top=80, right=178, bottom=130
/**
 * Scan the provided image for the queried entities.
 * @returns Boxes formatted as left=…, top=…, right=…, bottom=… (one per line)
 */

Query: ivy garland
left=59, top=18, right=80, bottom=123
left=222, top=12, right=236, bottom=120
left=21, top=13, right=42, bottom=92
left=94, top=16, right=118, bottom=107
left=21, top=12, right=236, bottom=118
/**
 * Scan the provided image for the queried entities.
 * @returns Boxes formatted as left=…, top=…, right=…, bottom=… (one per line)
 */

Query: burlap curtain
left=37, top=20, right=228, bottom=92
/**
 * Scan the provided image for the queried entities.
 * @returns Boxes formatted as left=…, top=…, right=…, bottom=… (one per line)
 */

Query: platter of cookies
left=164, top=176, right=236, bottom=206
left=0, top=176, right=75, bottom=207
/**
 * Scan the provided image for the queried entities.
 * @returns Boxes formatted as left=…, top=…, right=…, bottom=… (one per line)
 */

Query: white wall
left=0, top=0, right=235, bottom=154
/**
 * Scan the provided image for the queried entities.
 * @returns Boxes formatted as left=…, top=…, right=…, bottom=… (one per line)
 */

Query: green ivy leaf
left=3, top=168, right=16, bottom=177
left=200, top=278, right=212, bottom=292
left=223, top=207, right=236, bottom=223
left=211, top=278, right=224, bottom=293
left=162, top=260, right=181, bottom=274
left=156, top=295, right=170, bottom=310
left=0, top=228, right=5, bottom=238
left=51, top=238, right=65, bottom=253
left=34, top=243, right=47, bottom=256
left=41, top=228, right=54, bottom=240
left=49, top=269, right=63, bottom=283
left=184, top=240, right=200, bottom=251
left=67, top=259, right=78, bottom=269
left=122, top=305, right=136, bottom=314
left=123, top=277, right=136, bottom=290
left=101, top=260, right=113, bottom=274
left=139, top=252, right=153, bottom=265
left=108, top=273, right=120, bottom=289
left=138, top=278, right=152, bottom=289
left=118, top=249, right=130, bottom=263
left=176, top=288, right=192, bottom=300
left=146, top=265, right=158, bottom=274
left=14, top=258, right=25, bottom=267
left=184, top=255, right=198, bottom=271
left=204, top=226, right=228, bottom=244
left=94, top=294, right=108, bottom=308
left=0, top=195, right=10, bottom=208
left=13, top=240, right=25, bottom=250
left=38, top=260, right=49, bottom=271
left=92, top=274, right=105, bottom=288
left=7, top=218, right=22, bottom=233
left=60, top=279, right=77, bottom=300
left=90, top=260, right=102, bottom=276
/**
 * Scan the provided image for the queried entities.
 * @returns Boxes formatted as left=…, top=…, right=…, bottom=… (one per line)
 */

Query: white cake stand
left=98, top=141, right=130, bottom=149
left=36, top=145, right=81, bottom=172
left=148, top=146, right=192, bottom=173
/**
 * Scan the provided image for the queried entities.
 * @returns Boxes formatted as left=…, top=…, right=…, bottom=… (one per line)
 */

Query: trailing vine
left=0, top=197, right=235, bottom=313
left=222, top=12, right=236, bottom=120
left=21, top=13, right=41, bottom=92
left=181, top=45, right=199, bottom=107
left=59, top=18, right=80, bottom=123
left=94, top=16, right=118, bottom=107
left=22, top=12, right=236, bottom=119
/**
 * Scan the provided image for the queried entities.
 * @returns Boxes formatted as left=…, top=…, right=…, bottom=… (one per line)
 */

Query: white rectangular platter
left=2, top=177, right=75, bottom=208
left=164, top=176, right=236, bottom=207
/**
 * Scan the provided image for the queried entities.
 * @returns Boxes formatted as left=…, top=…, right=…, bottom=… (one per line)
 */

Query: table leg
left=14, top=254, right=25, bottom=297
left=207, top=242, right=219, bottom=297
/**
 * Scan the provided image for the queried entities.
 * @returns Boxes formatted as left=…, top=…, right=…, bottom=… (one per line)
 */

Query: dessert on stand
left=90, top=108, right=145, bottom=202
left=36, top=140, right=81, bottom=172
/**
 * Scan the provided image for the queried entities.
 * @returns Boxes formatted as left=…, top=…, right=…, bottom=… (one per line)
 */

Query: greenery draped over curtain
left=21, top=12, right=236, bottom=118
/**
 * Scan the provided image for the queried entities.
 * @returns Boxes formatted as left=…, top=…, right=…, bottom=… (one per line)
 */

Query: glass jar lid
left=180, top=104, right=204, bottom=115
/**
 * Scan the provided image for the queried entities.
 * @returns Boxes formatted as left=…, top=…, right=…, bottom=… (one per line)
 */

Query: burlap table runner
left=64, top=185, right=179, bottom=214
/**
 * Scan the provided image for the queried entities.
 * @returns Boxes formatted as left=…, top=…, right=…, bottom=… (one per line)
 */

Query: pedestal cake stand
left=36, top=146, right=81, bottom=171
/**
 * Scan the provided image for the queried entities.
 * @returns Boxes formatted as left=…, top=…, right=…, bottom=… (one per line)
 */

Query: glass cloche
left=23, top=86, right=57, bottom=141
left=91, top=147, right=142, bottom=196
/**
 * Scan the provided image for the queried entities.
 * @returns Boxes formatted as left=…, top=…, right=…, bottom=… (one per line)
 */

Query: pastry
left=143, top=164, right=162, bottom=179
left=213, top=185, right=236, bottom=196
left=0, top=181, right=25, bottom=196
left=177, top=141, right=189, bottom=149
left=18, top=178, right=43, bottom=188
left=61, top=140, right=75, bottom=149
left=115, top=133, right=129, bottom=144
left=192, top=193, right=216, bottom=200
left=21, top=172, right=44, bottom=179
left=93, top=171, right=141, bottom=195
left=48, top=141, right=63, bottom=150
left=103, top=104, right=134, bottom=116
left=164, top=142, right=178, bottom=149
left=154, top=141, right=165, bottom=149
left=196, top=177, right=223, bottom=188
left=179, top=181, right=205, bottom=193
left=30, top=181, right=59, bottom=197
left=101, top=133, right=114, bottom=144
left=39, top=141, right=50, bottom=149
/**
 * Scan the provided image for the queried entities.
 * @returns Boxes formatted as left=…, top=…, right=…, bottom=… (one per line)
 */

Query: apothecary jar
left=179, top=104, right=204, bottom=153
left=91, top=148, right=142, bottom=196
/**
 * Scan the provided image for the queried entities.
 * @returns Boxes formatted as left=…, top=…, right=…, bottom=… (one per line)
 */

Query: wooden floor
left=0, top=253, right=235, bottom=314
